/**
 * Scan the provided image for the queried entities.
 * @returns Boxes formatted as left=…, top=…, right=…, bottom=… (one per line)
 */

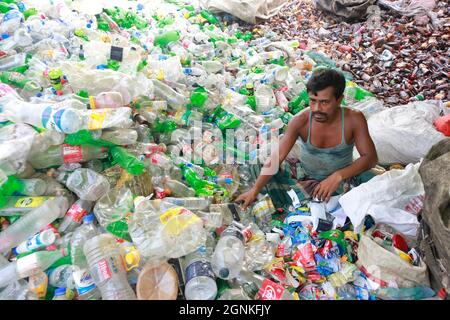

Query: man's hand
left=311, top=172, right=343, bottom=202
left=235, top=188, right=258, bottom=210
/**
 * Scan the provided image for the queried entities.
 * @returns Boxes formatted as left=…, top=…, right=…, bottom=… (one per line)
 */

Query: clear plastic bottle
left=16, top=178, right=47, bottom=196
left=70, top=214, right=101, bottom=300
left=83, top=234, right=137, bottom=300
left=81, top=107, right=133, bottom=131
left=162, top=197, right=212, bottom=211
left=183, top=244, right=217, bottom=300
left=58, top=199, right=94, bottom=234
left=93, top=187, right=133, bottom=228
left=211, top=224, right=246, bottom=280
left=88, top=92, right=124, bottom=109
left=0, top=197, right=69, bottom=254
left=100, top=129, right=138, bottom=146
left=48, top=264, right=74, bottom=288
left=30, top=144, right=109, bottom=169
left=65, top=168, right=110, bottom=201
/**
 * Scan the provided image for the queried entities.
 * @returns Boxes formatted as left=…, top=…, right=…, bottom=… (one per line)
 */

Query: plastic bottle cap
left=125, top=252, right=139, bottom=267
left=219, top=268, right=229, bottom=278
left=55, top=287, right=66, bottom=295
left=83, top=213, right=94, bottom=223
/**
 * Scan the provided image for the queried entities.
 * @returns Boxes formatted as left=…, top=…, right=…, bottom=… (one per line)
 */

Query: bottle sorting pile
left=0, top=0, right=437, bottom=300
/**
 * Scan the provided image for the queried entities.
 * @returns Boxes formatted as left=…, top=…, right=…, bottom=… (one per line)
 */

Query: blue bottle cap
left=83, top=213, right=94, bottom=223
left=224, top=178, right=233, bottom=184
left=55, top=287, right=66, bottom=296
left=1, top=34, right=10, bottom=40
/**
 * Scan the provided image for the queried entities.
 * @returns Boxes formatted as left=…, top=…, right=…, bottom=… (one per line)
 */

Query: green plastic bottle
left=64, top=130, right=116, bottom=148
left=288, top=90, right=309, bottom=114
left=110, top=147, right=145, bottom=175
left=200, top=9, right=220, bottom=25
left=190, top=87, right=208, bottom=108
left=153, top=118, right=177, bottom=134
left=0, top=71, right=41, bottom=93
left=153, top=30, right=180, bottom=48
left=0, top=2, right=12, bottom=13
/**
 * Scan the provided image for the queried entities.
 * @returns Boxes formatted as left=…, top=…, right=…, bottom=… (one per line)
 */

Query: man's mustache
left=312, top=112, right=327, bottom=118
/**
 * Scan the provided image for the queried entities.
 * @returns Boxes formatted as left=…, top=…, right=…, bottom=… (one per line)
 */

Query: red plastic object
left=434, top=114, right=450, bottom=137
left=392, top=234, right=409, bottom=253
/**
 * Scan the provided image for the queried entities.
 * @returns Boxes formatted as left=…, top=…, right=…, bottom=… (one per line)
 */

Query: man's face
left=308, top=86, right=343, bottom=123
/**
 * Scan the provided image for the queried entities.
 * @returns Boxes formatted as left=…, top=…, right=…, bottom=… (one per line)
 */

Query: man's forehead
left=308, top=86, right=335, bottom=98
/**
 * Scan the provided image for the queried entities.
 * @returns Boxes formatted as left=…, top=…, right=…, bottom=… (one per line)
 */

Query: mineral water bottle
left=70, top=214, right=101, bottom=300
left=83, top=234, right=137, bottom=300
left=211, top=224, right=246, bottom=280
left=0, top=96, right=84, bottom=133
left=184, top=244, right=217, bottom=300
left=58, top=199, right=94, bottom=234
left=65, top=169, right=110, bottom=201
left=162, top=197, right=212, bottom=211
left=93, top=187, right=133, bottom=228
left=0, top=197, right=69, bottom=254
left=81, top=107, right=133, bottom=131
left=30, top=144, right=109, bottom=169
left=48, top=264, right=74, bottom=288
left=16, top=178, right=47, bottom=196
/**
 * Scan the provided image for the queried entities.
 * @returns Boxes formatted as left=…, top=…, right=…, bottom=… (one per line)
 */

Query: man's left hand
left=311, top=172, right=343, bottom=202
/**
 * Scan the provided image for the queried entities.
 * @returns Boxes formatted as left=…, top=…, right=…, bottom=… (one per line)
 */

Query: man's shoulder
left=292, top=108, right=310, bottom=125
left=343, top=107, right=367, bottom=123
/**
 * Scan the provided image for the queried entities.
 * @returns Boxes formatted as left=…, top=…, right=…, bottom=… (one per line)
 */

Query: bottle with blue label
left=183, top=234, right=217, bottom=300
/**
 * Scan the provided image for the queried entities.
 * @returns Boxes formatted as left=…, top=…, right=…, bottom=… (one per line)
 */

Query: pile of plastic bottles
left=0, top=0, right=426, bottom=300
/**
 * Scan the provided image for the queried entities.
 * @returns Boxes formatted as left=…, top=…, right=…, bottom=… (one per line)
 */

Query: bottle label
left=91, top=256, right=125, bottom=283
left=15, top=232, right=45, bottom=254
left=14, top=196, right=53, bottom=208
left=16, top=254, right=39, bottom=278
left=257, top=278, right=284, bottom=300
left=89, top=96, right=96, bottom=109
left=66, top=203, right=88, bottom=222
left=221, top=228, right=244, bottom=243
left=62, top=144, right=84, bottom=163
left=110, top=46, right=123, bottom=62
left=160, top=207, right=190, bottom=225
left=73, top=268, right=97, bottom=295
left=227, top=203, right=241, bottom=222
left=41, top=107, right=66, bottom=132
left=185, top=260, right=215, bottom=283
left=88, top=110, right=107, bottom=130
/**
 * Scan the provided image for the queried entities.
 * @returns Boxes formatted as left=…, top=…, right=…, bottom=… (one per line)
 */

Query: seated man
left=236, top=68, right=378, bottom=209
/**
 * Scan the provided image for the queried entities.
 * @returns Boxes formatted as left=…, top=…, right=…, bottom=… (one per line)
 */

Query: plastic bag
left=360, top=100, right=449, bottom=165
left=199, top=0, right=289, bottom=24
left=339, top=162, right=424, bottom=237
left=356, top=233, right=430, bottom=289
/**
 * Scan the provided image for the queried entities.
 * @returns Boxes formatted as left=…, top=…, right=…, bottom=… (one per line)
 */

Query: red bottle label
left=66, top=203, right=88, bottom=222
left=62, top=144, right=84, bottom=163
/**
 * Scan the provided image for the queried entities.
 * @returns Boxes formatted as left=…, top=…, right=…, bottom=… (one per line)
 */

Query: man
left=236, top=68, right=378, bottom=209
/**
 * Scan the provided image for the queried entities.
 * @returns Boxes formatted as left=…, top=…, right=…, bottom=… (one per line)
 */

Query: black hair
left=306, top=68, right=346, bottom=99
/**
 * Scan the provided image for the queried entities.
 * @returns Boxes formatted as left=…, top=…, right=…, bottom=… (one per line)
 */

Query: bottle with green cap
left=48, top=68, right=63, bottom=91
left=0, top=71, right=42, bottom=96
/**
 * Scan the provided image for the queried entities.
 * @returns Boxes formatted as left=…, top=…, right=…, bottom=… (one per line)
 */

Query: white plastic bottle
left=13, top=229, right=56, bottom=255
left=88, top=92, right=124, bottom=109
left=211, top=225, right=246, bottom=280
left=0, top=96, right=83, bottom=133
left=65, top=168, right=110, bottom=202
left=83, top=234, right=137, bottom=300
left=0, top=197, right=69, bottom=254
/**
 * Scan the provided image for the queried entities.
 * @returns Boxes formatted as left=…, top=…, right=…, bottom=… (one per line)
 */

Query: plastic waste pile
left=0, top=0, right=439, bottom=300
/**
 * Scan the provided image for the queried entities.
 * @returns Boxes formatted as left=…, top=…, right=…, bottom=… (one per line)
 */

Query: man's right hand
left=235, top=188, right=258, bottom=210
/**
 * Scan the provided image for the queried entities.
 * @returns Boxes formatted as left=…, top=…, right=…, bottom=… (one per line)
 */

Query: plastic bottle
left=327, top=262, right=359, bottom=288
left=83, top=234, right=137, bottom=300
left=16, top=178, right=47, bottom=196
left=65, top=168, right=110, bottom=201
left=184, top=245, right=217, bottom=300
left=154, top=30, right=180, bottom=48
left=81, top=107, right=133, bottom=131
left=58, top=199, right=94, bottom=234
left=0, top=53, right=27, bottom=71
left=0, top=248, right=68, bottom=288
left=156, top=177, right=196, bottom=198
left=30, top=144, right=109, bottom=169
left=48, top=264, right=74, bottom=288
left=0, top=96, right=83, bottom=133
left=28, top=271, right=48, bottom=300
left=100, top=128, right=138, bottom=146
left=0, top=197, right=69, bottom=254
left=211, top=224, right=246, bottom=280
left=93, top=187, right=133, bottom=228
left=110, top=146, right=145, bottom=175
left=87, top=92, right=124, bottom=109
left=162, top=197, right=212, bottom=211
left=13, top=229, right=57, bottom=255
left=52, top=287, right=68, bottom=300
left=0, top=196, right=57, bottom=216
left=0, top=71, right=42, bottom=97
left=70, top=214, right=101, bottom=300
